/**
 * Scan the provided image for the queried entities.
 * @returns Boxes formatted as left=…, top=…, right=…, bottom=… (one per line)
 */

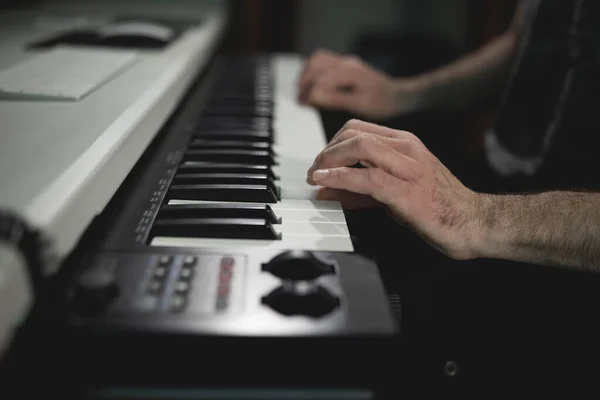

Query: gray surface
left=0, top=0, right=228, bottom=273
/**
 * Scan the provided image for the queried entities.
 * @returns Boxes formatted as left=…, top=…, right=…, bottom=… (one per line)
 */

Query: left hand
left=306, top=119, right=486, bottom=260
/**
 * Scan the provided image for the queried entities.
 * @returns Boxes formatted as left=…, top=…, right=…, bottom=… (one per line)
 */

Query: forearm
left=476, top=192, right=600, bottom=271
left=398, top=30, right=519, bottom=112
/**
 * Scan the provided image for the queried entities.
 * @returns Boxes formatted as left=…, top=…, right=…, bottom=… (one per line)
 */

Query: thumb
left=316, top=188, right=380, bottom=210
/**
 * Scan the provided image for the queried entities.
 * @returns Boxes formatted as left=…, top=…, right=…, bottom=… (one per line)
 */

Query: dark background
left=225, top=0, right=520, bottom=160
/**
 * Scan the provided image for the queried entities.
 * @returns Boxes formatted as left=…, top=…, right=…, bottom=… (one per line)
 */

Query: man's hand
left=297, top=49, right=420, bottom=120
left=307, top=119, right=484, bottom=260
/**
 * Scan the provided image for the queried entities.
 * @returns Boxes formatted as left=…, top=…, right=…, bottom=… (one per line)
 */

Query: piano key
left=167, top=198, right=345, bottom=212
left=201, top=105, right=273, bottom=118
left=150, top=235, right=353, bottom=253
left=191, top=130, right=272, bottom=143
left=194, top=116, right=271, bottom=131
left=188, top=139, right=271, bottom=151
left=157, top=203, right=281, bottom=224
left=149, top=218, right=281, bottom=241
left=178, top=162, right=278, bottom=180
left=206, top=97, right=273, bottom=108
left=171, top=173, right=280, bottom=199
left=167, top=184, right=278, bottom=203
left=271, top=221, right=349, bottom=236
left=209, top=92, right=272, bottom=103
left=164, top=200, right=348, bottom=225
left=172, top=173, right=275, bottom=186
left=183, top=149, right=276, bottom=165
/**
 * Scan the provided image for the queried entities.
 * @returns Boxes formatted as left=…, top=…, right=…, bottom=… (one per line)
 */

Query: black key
left=157, top=204, right=281, bottom=224
left=167, top=184, right=278, bottom=203
left=193, top=117, right=271, bottom=132
left=191, top=130, right=272, bottom=143
left=207, top=97, right=273, bottom=108
left=183, top=149, right=276, bottom=165
left=202, top=105, right=273, bottom=118
left=172, top=173, right=280, bottom=199
left=150, top=218, right=281, bottom=241
left=209, top=92, right=272, bottom=103
left=188, top=139, right=271, bottom=152
left=178, top=162, right=278, bottom=180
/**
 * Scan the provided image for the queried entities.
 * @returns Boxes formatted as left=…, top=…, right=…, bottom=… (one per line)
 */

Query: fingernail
left=312, top=169, right=330, bottom=181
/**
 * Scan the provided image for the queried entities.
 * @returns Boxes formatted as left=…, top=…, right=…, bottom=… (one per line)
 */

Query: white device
left=0, top=47, right=138, bottom=101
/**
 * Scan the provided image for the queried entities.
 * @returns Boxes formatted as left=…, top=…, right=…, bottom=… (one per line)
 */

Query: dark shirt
left=485, top=0, right=600, bottom=188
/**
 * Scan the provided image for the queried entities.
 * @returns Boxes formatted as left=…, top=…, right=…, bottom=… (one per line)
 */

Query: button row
left=144, top=255, right=198, bottom=313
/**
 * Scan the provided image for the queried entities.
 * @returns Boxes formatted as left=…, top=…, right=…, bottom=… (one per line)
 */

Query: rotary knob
left=73, top=265, right=119, bottom=315
left=261, top=250, right=335, bottom=281
left=261, top=281, right=340, bottom=318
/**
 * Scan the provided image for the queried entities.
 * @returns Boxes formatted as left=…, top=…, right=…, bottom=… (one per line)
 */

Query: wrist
left=471, top=194, right=515, bottom=260
left=390, top=77, right=427, bottom=115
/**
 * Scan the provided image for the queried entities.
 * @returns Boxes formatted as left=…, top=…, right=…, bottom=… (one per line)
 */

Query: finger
left=307, top=64, right=360, bottom=110
left=311, top=166, right=405, bottom=207
left=298, top=51, right=342, bottom=101
left=329, top=119, right=415, bottom=145
left=298, top=49, right=339, bottom=88
left=316, top=187, right=380, bottom=210
left=307, top=133, right=417, bottom=183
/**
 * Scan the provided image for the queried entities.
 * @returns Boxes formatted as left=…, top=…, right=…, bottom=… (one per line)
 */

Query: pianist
left=300, top=0, right=600, bottom=271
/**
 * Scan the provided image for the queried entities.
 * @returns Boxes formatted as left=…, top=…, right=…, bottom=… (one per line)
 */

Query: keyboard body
left=50, top=55, right=399, bottom=390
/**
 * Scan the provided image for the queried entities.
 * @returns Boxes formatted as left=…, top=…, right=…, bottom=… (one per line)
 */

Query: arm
left=297, top=3, right=525, bottom=119
left=477, top=192, right=600, bottom=271
left=405, top=3, right=525, bottom=111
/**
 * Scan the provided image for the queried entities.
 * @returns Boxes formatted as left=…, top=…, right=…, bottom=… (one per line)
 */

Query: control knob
left=261, top=250, right=335, bottom=281
left=261, top=281, right=340, bottom=318
left=73, top=265, right=119, bottom=315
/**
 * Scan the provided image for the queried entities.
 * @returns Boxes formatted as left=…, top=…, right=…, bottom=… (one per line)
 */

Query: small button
left=217, top=284, right=230, bottom=297
left=169, top=295, right=186, bottom=313
left=219, top=273, right=231, bottom=284
left=147, top=279, right=162, bottom=293
left=221, top=257, right=235, bottom=268
left=158, top=255, right=172, bottom=266
left=179, top=267, right=194, bottom=280
left=215, top=298, right=228, bottom=311
left=154, top=266, right=168, bottom=278
left=183, top=256, right=197, bottom=267
left=133, top=295, right=159, bottom=312
left=175, top=281, right=190, bottom=293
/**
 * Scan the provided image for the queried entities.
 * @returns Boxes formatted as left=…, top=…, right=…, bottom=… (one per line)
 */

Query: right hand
left=297, top=49, right=420, bottom=120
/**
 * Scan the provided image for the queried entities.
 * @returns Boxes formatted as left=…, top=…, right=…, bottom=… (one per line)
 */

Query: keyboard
left=58, top=55, right=397, bottom=388
left=147, top=56, right=354, bottom=253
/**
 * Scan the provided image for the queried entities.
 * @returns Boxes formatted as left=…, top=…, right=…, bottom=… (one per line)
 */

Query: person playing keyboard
left=299, top=0, right=600, bottom=272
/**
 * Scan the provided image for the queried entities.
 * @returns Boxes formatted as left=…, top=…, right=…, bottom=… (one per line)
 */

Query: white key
left=271, top=56, right=327, bottom=201
left=150, top=236, right=353, bottom=252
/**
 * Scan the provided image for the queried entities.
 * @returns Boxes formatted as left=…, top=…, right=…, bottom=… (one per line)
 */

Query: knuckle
left=343, top=119, right=360, bottom=131
left=314, top=48, right=328, bottom=58
left=353, top=133, right=371, bottom=152
left=339, top=128, right=360, bottom=141
left=335, top=167, right=350, bottom=183
left=366, top=168, right=385, bottom=188
left=344, top=55, right=362, bottom=65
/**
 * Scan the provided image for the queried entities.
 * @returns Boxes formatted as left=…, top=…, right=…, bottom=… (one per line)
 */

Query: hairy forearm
left=475, top=192, right=600, bottom=271
left=400, top=30, right=519, bottom=112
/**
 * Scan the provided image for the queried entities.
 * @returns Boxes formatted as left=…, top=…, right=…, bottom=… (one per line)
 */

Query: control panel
left=68, top=249, right=397, bottom=337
